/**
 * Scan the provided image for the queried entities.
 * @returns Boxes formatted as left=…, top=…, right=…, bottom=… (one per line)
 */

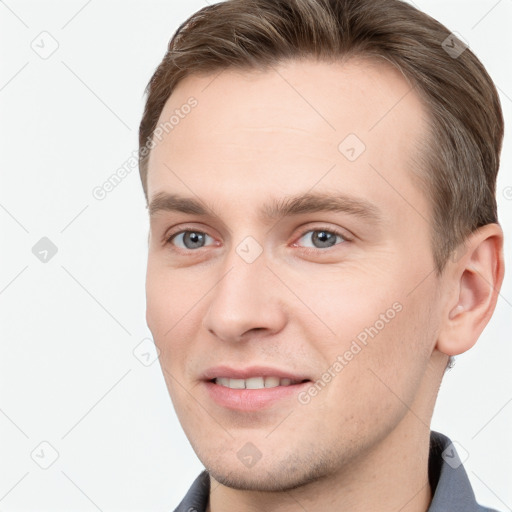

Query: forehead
left=147, top=57, right=430, bottom=226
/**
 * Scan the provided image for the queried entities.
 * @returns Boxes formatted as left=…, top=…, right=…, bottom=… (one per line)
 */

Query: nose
left=201, top=247, right=288, bottom=343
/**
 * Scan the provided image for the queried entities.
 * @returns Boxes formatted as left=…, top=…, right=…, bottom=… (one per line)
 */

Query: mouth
left=201, top=366, right=313, bottom=411
left=210, top=376, right=309, bottom=389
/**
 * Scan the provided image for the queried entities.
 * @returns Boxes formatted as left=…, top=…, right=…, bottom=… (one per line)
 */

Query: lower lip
left=204, top=380, right=311, bottom=411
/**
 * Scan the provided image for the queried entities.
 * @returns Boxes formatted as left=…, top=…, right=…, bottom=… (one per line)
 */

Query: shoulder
left=172, top=470, right=210, bottom=512
left=428, top=431, right=503, bottom=512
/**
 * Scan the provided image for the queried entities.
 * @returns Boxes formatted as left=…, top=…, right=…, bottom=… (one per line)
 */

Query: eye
left=167, top=230, right=215, bottom=250
left=295, top=228, right=347, bottom=250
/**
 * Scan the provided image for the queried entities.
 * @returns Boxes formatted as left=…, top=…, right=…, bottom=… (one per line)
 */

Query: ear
left=436, top=223, right=504, bottom=356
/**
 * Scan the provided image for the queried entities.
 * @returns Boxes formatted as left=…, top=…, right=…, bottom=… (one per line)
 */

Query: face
left=145, top=57, right=444, bottom=491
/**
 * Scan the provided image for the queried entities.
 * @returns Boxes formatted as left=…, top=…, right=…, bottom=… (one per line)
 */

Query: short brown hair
left=139, top=0, right=504, bottom=276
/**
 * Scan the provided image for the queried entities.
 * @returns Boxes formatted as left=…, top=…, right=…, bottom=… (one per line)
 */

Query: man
left=138, top=0, right=505, bottom=510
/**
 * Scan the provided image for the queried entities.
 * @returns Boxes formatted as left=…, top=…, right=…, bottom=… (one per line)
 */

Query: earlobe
left=436, top=223, right=504, bottom=357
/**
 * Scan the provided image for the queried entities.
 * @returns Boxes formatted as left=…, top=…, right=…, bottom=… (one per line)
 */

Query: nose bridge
left=215, top=229, right=270, bottom=299
left=202, top=238, right=286, bottom=342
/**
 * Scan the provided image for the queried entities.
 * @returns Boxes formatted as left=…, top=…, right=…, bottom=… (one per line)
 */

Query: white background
left=0, top=0, right=511, bottom=510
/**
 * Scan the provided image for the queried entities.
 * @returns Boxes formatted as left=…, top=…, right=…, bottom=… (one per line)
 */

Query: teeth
left=264, top=376, right=280, bottom=388
left=246, top=377, right=265, bottom=389
left=213, top=376, right=301, bottom=389
left=229, top=378, right=245, bottom=389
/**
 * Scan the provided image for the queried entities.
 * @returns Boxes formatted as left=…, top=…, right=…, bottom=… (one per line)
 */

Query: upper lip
left=201, top=365, right=311, bottom=381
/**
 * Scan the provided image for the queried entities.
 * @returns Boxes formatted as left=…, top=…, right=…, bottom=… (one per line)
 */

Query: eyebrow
left=148, top=191, right=383, bottom=224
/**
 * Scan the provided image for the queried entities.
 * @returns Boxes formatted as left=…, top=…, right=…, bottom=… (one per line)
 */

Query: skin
left=145, top=57, right=504, bottom=512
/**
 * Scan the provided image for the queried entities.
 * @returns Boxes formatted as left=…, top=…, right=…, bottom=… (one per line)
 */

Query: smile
left=213, top=376, right=306, bottom=389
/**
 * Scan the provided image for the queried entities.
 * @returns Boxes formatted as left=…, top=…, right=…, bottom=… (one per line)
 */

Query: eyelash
left=294, top=227, right=348, bottom=252
left=165, top=226, right=349, bottom=253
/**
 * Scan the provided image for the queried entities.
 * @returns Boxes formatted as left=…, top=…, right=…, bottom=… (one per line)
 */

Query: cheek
left=145, top=261, right=190, bottom=355
left=278, top=256, right=394, bottom=335
left=145, top=259, right=217, bottom=382
left=298, top=265, right=402, bottom=349
left=145, top=266, right=202, bottom=422
left=342, top=284, right=437, bottom=410
left=308, top=298, right=435, bottom=448
left=311, top=261, right=436, bottom=399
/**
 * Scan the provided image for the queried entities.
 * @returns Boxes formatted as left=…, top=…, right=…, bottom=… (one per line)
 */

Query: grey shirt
left=172, top=431, right=499, bottom=511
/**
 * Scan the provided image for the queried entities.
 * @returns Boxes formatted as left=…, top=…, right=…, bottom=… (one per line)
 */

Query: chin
left=208, top=468, right=311, bottom=492
left=204, top=450, right=335, bottom=493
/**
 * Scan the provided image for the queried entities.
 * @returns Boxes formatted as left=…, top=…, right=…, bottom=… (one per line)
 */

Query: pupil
left=313, top=230, right=336, bottom=248
left=185, top=232, right=204, bottom=248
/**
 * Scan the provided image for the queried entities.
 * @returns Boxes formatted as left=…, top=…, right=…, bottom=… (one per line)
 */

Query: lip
left=201, top=365, right=312, bottom=411
left=201, top=365, right=310, bottom=381
left=203, top=380, right=311, bottom=411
